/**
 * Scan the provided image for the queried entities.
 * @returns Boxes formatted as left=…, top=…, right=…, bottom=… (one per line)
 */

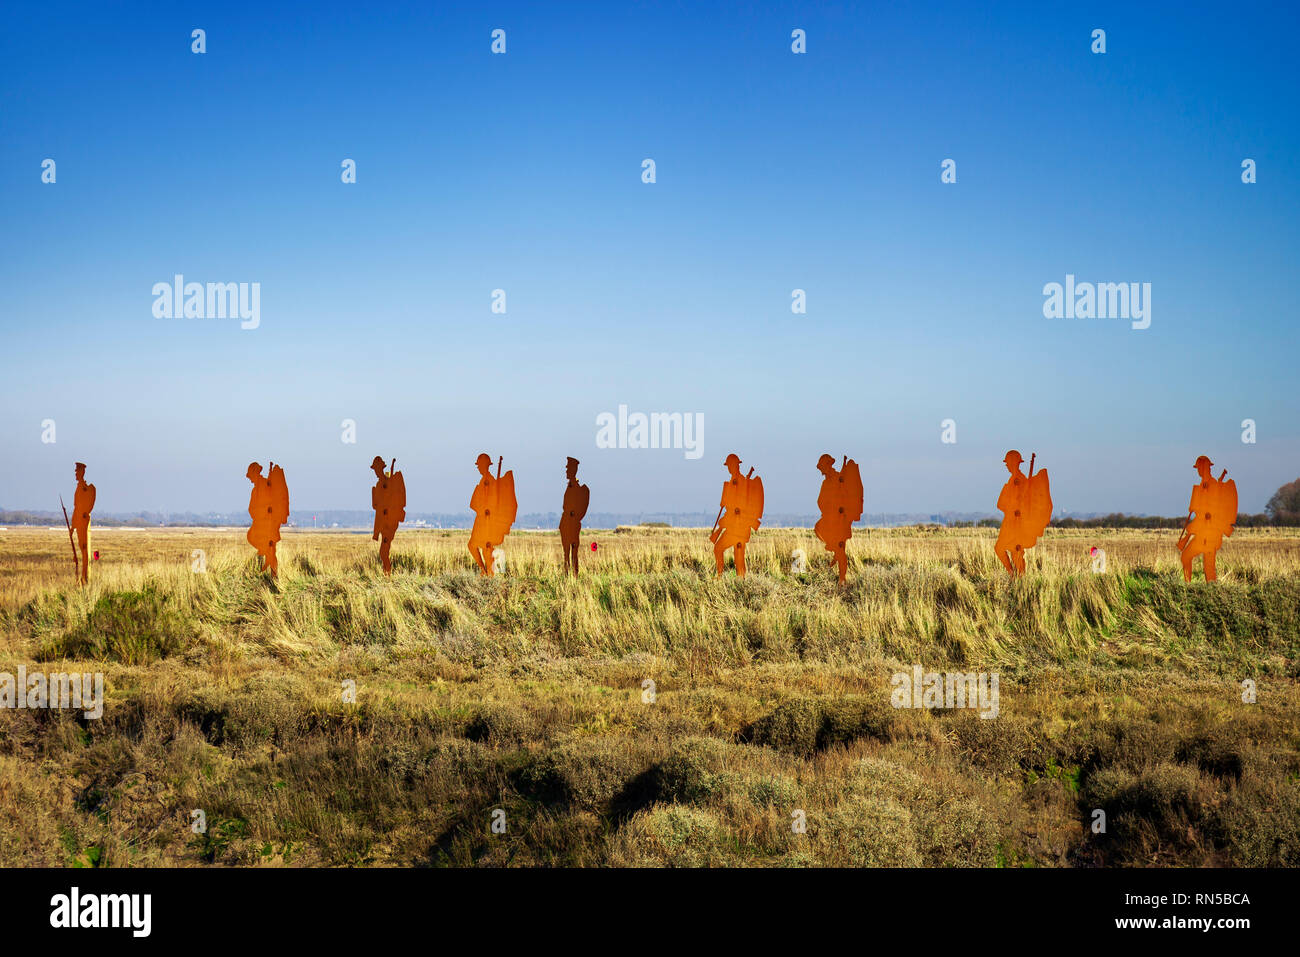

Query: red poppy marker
left=590, top=542, right=598, bottom=552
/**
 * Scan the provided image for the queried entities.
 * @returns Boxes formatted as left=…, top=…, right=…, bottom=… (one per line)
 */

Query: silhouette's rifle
left=59, top=495, right=78, bottom=579
left=709, top=504, right=725, bottom=541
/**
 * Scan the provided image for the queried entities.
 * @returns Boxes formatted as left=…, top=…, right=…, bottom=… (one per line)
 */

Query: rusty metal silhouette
left=814, top=453, right=863, bottom=583
left=994, top=450, right=1052, bottom=576
left=468, top=453, right=517, bottom=576
left=246, top=461, right=289, bottom=578
left=1178, top=455, right=1237, bottom=582
left=560, top=456, right=590, bottom=576
left=711, top=453, right=763, bottom=577
left=371, top=456, right=406, bottom=576
left=65, top=462, right=95, bottom=584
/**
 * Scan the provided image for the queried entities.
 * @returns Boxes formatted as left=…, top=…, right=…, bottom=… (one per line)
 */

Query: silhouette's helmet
left=817, top=453, right=835, bottom=470
left=1003, top=450, right=1023, bottom=467
left=1195, top=454, right=1213, bottom=471
left=724, top=453, right=741, bottom=469
left=246, top=462, right=262, bottom=479
left=566, top=456, right=579, bottom=468
left=476, top=453, right=492, bottom=468
left=74, top=462, right=87, bottom=471
left=371, top=456, right=386, bottom=469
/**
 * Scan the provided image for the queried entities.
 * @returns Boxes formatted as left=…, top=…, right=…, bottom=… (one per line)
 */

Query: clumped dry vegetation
left=0, top=525, right=1297, bottom=867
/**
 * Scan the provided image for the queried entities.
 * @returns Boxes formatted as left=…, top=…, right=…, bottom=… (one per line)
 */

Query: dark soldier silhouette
left=559, top=456, right=590, bottom=576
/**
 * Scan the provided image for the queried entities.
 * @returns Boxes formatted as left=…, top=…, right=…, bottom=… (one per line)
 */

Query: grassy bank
left=1, top=527, right=1297, bottom=867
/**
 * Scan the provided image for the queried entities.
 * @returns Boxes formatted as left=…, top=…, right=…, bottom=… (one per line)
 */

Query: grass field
left=1, top=524, right=1297, bottom=867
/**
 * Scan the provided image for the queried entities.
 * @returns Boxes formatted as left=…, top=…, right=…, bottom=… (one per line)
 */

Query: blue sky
left=2, top=0, right=1297, bottom=518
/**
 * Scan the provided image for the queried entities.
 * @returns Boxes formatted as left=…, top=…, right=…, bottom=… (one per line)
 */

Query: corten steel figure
left=468, top=453, right=517, bottom=576
left=67, top=462, right=96, bottom=585
left=710, top=453, right=764, bottom=577
left=1177, top=455, right=1237, bottom=582
left=370, top=456, right=406, bottom=576
left=994, top=450, right=1052, bottom=576
left=559, top=456, right=590, bottom=576
left=246, top=461, right=290, bottom=578
left=814, top=453, right=864, bottom=584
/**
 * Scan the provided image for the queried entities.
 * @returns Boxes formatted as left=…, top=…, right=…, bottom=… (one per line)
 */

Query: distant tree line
left=1049, top=513, right=1278, bottom=529
left=0, top=510, right=164, bottom=528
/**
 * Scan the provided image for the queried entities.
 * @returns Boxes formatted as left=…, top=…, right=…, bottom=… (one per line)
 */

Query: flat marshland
left=1, top=525, right=1297, bottom=867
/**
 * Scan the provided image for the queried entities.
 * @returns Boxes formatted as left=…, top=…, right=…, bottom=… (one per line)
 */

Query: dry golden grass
left=1, top=525, right=1297, bottom=867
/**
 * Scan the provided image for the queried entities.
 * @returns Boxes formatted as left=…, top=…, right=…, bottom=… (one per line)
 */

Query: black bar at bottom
left=0, top=866, right=1287, bottom=944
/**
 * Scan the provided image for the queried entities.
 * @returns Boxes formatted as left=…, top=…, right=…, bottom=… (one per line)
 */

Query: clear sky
left=2, top=0, right=1297, bottom=518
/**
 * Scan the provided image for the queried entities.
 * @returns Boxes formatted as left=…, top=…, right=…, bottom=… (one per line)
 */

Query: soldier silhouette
left=1177, top=455, right=1237, bottom=582
left=68, top=462, right=96, bottom=585
left=994, top=450, right=1052, bottom=576
left=246, top=461, right=290, bottom=578
left=814, top=453, right=864, bottom=583
left=711, top=453, right=764, bottom=577
left=370, top=456, right=406, bottom=576
left=559, top=456, right=590, bottom=576
left=468, top=453, right=517, bottom=576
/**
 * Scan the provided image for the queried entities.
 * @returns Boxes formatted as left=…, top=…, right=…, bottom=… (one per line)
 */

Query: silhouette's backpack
left=483, top=469, right=517, bottom=546
left=267, top=465, right=290, bottom=526
left=1022, top=468, right=1052, bottom=545
left=841, top=459, right=864, bottom=522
